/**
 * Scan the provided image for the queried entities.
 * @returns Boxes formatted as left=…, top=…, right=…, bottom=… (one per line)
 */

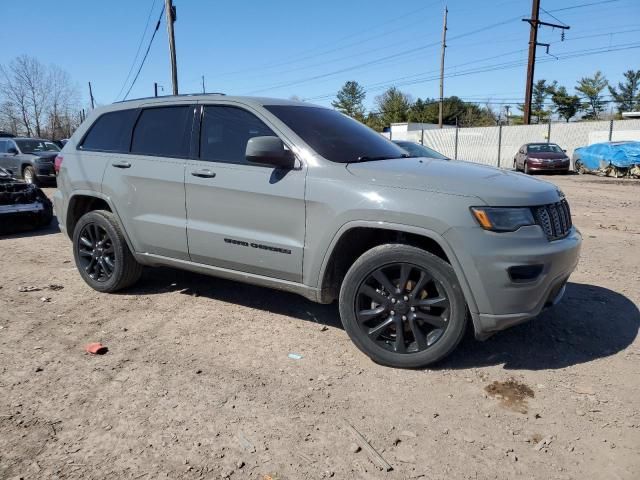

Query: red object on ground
left=85, top=342, right=108, bottom=355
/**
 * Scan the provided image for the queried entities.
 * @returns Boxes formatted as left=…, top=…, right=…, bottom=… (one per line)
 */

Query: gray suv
left=54, top=95, right=581, bottom=368
left=0, top=137, right=60, bottom=185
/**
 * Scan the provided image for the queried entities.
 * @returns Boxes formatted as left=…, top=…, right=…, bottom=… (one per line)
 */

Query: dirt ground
left=1, top=174, right=639, bottom=480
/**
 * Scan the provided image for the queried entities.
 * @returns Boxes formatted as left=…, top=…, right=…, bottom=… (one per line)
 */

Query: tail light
left=54, top=155, right=63, bottom=175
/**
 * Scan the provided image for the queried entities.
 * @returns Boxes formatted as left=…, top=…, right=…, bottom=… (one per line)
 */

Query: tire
left=513, top=159, right=518, bottom=171
left=23, top=166, right=38, bottom=186
left=524, top=162, right=531, bottom=175
left=72, top=210, right=142, bottom=292
left=339, top=244, right=467, bottom=368
left=574, top=159, right=585, bottom=174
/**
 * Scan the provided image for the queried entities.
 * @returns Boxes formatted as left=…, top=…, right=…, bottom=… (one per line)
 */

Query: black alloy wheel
left=355, top=262, right=450, bottom=354
left=77, top=223, right=116, bottom=282
left=339, top=244, right=467, bottom=368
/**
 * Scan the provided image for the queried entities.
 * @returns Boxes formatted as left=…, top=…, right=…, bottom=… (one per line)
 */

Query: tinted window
left=265, top=105, right=407, bottom=163
left=527, top=144, right=563, bottom=154
left=0, top=140, right=6, bottom=153
left=81, top=109, right=138, bottom=152
left=393, top=141, right=448, bottom=159
left=131, top=106, right=192, bottom=157
left=200, top=106, right=275, bottom=164
left=15, top=139, right=60, bottom=153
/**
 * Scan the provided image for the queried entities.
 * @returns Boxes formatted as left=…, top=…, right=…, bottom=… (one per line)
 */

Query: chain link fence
left=392, top=119, right=640, bottom=169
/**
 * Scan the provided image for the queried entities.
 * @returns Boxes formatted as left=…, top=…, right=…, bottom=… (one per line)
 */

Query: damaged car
left=0, top=167, right=53, bottom=235
left=573, top=141, right=640, bottom=178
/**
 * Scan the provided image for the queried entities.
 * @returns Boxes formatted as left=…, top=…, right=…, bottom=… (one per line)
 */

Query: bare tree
left=1, top=55, right=81, bottom=139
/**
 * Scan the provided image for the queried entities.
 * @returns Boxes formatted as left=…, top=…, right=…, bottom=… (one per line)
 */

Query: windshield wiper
left=355, top=153, right=410, bottom=162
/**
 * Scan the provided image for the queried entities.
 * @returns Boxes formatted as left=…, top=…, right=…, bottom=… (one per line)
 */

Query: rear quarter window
left=80, top=109, right=138, bottom=153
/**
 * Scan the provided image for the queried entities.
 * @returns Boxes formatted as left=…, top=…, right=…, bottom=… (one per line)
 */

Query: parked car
left=514, top=143, right=570, bottom=174
left=573, top=141, right=640, bottom=177
left=392, top=140, right=449, bottom=160
left=0, top=137, right=60, bottom=185
left=54, top=95, right=581, bottom=368
left=52, top=139, right=69, bottom=149
left=0, top=167, right=53, bottom=235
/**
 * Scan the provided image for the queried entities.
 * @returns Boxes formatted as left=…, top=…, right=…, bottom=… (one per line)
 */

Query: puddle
left=485, top=379, right=534, bottom=413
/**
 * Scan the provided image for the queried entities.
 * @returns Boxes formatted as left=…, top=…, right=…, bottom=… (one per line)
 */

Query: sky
left=1, top=0, right=639, bottom=114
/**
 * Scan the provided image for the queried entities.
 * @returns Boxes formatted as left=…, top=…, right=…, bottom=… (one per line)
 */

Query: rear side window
left=131, top=106, right=193, bottom=158
left=0, top=140, right=6, bottom=153
left=80, top=109, right=138, bottom=152
left=199, top=106, right=275, bottom=165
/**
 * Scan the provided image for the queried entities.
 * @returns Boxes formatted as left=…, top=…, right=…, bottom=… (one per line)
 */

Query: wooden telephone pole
left=165, top=0, right=179, bottom=95
left=438, top=6, right=448, bottom=129
left=522, top=0, right=569, bottom=124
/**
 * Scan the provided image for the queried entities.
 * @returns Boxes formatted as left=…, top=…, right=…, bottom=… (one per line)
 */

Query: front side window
left=0, top=140, right=7, bottom=153
left=199, top=106, right=276, bottom=165
left=131, top=106, right=193, bottom=158
left=81, top=109, right=138, bottom=152
left=15, top=139, right=60, bottom=153
left=264, top=105, right=407, bottom=163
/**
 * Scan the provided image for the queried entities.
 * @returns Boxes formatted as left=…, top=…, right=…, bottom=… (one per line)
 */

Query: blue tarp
left=575, top=141, right=640, bottom=170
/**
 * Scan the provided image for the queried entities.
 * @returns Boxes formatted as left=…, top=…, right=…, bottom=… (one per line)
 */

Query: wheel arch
left=316, top=221, right=479, bottom=317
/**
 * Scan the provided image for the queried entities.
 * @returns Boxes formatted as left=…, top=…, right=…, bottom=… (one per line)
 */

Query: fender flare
left=66, top=190, right=137, bottom=255
left=316, top=220, right=479, bottom=316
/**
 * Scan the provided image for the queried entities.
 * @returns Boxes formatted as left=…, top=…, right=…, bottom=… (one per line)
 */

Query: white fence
left=390, top=119, right=640, bottom=169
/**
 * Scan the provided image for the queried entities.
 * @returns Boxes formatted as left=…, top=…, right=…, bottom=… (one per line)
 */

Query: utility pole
left=201, top=75, right=205, bottom=94
left=165, top=0, right=179, bottom=95
left=88, top=82, right=95, bottom=109
left=438, top=6, right=448, bottom=129
left=523, top=0, right=569, bottom=124
left=154, top=82, right=158, bottom=97
left=504, top=105, right=511, bottom=126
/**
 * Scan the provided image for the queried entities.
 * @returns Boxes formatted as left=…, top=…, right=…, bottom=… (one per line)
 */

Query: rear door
left=184, top=103, right=306, bottom=282
left=101, top=104, right=195, bottom=260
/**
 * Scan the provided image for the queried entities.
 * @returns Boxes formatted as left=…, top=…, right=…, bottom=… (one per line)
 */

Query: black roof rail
left=114, top=92, right=226, bottom=104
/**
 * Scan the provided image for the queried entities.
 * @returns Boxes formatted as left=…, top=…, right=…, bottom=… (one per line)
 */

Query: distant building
left=385, top=122, right=454, bottom=140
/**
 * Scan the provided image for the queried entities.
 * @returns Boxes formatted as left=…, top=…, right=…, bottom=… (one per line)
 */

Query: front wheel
left=339, top=244, right=467, bottom=368
left=23, top=166, right=38, bottom=185
left=73, top=210, right=142, bottom=292
left=524, top=162, right=531, bottom=175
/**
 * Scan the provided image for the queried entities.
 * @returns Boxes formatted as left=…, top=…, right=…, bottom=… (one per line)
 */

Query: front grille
left=532, top=199, right=572, bottom=241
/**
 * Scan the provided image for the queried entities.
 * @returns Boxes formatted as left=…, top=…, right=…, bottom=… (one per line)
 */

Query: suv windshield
left=15, top=139, right=60, bottom=154
left=527, top=144, right=563, bottom=154
left=264, top=105, right=407, bottom=163
left=393, top=140, right=448, bottom=160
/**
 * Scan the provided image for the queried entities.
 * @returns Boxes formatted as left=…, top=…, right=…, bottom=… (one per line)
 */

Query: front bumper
left=444, top=224, right=581, bottom=339
left=527, top=160, right=570, bottom=171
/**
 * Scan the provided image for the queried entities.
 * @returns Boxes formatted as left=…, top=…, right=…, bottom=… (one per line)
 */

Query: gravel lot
left=1, top=174, right=638, bottom=480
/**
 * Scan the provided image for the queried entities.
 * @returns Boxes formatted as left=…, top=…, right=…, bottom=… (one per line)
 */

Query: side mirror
left=7, top=147, right=18, bottom=155
left=562, top=149, right=567, bottom=153
left=246, top=136, right=295, bottom=169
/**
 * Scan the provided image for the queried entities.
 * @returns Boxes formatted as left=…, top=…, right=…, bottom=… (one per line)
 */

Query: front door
left=184, top=104, right=306, bottom=282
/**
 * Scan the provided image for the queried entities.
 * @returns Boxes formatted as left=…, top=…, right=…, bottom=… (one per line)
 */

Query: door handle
left=191, top=169, right=216, bottom=178
left=112, top=160, right=132, bottom=169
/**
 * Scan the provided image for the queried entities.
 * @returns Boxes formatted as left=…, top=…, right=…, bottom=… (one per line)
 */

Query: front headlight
left=470, top=207, right=535, bottom=232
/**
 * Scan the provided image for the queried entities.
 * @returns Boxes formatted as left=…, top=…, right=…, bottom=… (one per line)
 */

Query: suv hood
left=346, top=157, right=562, bottom=206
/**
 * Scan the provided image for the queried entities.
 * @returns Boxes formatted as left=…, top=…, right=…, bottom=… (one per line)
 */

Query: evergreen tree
left=551, top=86, right=581, bottom=122
left=576, top=71, right=608, bottom=120
left=331, top=81, right=366, bottom=121
left=608, top=70, right=640, bottom=113
left=374, top=87, right=412, bottom=126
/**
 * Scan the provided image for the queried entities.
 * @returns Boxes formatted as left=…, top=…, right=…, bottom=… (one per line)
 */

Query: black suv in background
left=0, top=137, right=60, bottom=185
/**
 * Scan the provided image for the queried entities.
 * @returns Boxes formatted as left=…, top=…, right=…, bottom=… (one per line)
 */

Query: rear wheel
left=339, top=244, right=467, bottom=368
left=73, top=210, right=142, bottom=292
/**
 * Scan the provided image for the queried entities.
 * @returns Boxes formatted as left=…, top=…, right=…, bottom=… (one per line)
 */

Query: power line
left=123, top=4, right=166, bottom=100
left=540, top=7, right=569, bottom=27
left=115, top=0, right=159, bottom=101
left=304, top=42, right=640, bottom=102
